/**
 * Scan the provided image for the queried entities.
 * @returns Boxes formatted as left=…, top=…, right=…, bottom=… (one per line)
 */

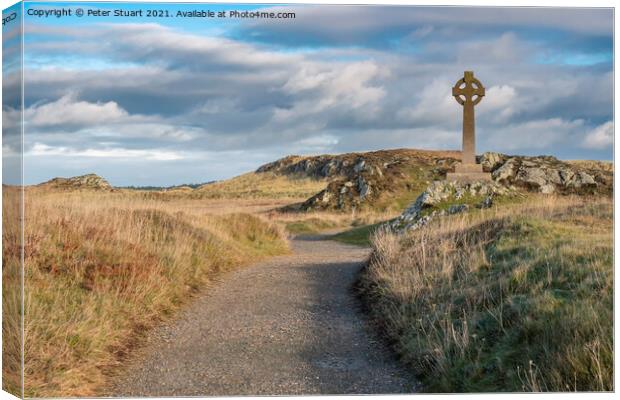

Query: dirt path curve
left=111, top=235, right=414, bottom=396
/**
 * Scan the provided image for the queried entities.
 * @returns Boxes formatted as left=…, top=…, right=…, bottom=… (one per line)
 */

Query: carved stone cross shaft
left=452, top=71, right=485, bottom=165
left=446, top=71, right=491, bottom=182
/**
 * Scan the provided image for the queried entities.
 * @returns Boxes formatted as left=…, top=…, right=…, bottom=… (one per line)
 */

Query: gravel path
left=111, top=235, right=415, bottom=396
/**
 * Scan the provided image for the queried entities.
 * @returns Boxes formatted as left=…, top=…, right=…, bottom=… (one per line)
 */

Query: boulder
left=390, top=180, right=514, bottom=233
left=357, top=176, right=372, bottom=200
left=481, top=153, right=605, bottom=195
left=517, top=167, right=548, bottom=188
left=354, top=159, right=366, bottom=173
left=492, top=158, right=517, bottom=182
left=479, top=152, right=505, bottom=171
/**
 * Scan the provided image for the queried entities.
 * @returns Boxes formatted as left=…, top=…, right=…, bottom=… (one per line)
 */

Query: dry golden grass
left=2, top=186, right=23, bottom=397
left=13, top=189, right=289, bottom=397
left=359, top=195, right=613, bottom=392
left=195, top=172, right=328, bottom=199
left=266, top=207, right=398, bottom=235
left=566, top=160, right=613, bottom=173
left=45, top=190, right=305, bottom=216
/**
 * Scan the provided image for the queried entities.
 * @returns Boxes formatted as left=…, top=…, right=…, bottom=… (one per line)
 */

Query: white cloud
left=484, top=118, right=586, bottom=151
left=29, top=142, right=184, bottom=161
left=293, top=134, right=340, bottom=152
left=20, top=96, right=200, bottom=143
left=280, top=60, right=387, bottom=118
left=457, top=33, right=533, bottom=64
left=396, top=78, right=459, bottom=128
left=478, top=85, right=517, bottom=123
left=82, top=123, right=197, bottom=142
left=582, top=121, right=613, bottom=149
left=25, top=94, right=128, bottom=127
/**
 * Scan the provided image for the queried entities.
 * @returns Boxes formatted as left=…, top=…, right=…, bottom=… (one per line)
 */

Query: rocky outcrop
left=387, top=152, right=612, bottom=233
left=257, top=155, right=348, bottom=178
left=299, top=174, right=377, bottom=211
left=479, top=152, right=612, bottom=195
left=389, top=180, right=515, bottom=232
left=263, top=149, right=611, bottom=213
left=263, top=149, right=460, bottom=212
left=257, top=150, right=457, bottom=180
left=39, top=174, right=113, bottom=191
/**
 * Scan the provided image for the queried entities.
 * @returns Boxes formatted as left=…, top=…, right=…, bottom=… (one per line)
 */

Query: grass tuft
left=358, top=195, right=613, bottom=392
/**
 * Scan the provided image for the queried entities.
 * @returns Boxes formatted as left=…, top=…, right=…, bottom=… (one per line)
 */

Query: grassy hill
left=258, top=149, right=461, bottom=213
left=195, top=172, right=328, bottom=200
left=357, top=196, right=612, bottom=392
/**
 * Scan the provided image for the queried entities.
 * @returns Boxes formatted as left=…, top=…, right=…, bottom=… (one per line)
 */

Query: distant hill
left=194, top=172, right=328, bottom=200
left=119, top=182, right=216, bottom=191
left=37, top=174, right=113, bottom=191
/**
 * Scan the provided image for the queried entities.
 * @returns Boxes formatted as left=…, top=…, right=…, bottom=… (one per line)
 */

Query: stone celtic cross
left=447, top=71, right=491, bottom=181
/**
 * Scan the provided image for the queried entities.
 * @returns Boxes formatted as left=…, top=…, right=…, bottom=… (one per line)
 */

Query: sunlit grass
left=358, top=195, right=613, bottom=392
left=17, top=189, right=289, bottom=397
left=195, top=172, right=328, bottom=199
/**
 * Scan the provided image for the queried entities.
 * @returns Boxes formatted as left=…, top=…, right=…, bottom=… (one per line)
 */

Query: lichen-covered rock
left=319, top=191, right=332, bottom=203
left=492, top=158, right=517, bottom=182
left=479, top=152, right=610, bottom=195
left=389, top=180, right=514, bottom=233
left=517, top=167, right=548, bottom=188
left=354, top=159, right=366, bottom=173
left=357, top=176, right=372, bottom=199
left=479, top=152, right=505, bottom=171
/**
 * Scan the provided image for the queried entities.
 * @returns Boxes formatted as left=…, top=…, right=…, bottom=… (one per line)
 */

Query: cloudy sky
left=2, top=3, right=613, bottom=186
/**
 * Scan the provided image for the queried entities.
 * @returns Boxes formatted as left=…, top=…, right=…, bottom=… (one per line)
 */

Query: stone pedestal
left=446, top=163, right=491, bottom=182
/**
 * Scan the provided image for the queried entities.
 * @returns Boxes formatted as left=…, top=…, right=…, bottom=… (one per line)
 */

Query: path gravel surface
left=111, top=235, right=415, bottom=396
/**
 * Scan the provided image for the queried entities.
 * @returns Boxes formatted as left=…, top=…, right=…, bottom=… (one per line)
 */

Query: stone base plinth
left=447, top=163, right=492, bottom=182
left=454, top=163, right=484, bottom=173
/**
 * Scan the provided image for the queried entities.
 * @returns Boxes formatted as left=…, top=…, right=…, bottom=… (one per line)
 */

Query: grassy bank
left=358, top=196, right=613, bottom=392
left=19, top=190, right=289, bottom=397
left=2, top=187, right=23, bottom=397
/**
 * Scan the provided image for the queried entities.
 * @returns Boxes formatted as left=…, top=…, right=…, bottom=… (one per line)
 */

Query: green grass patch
left=285, top=218, right=338, bottom=234
left=332, top=222, right=384, bottom=246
